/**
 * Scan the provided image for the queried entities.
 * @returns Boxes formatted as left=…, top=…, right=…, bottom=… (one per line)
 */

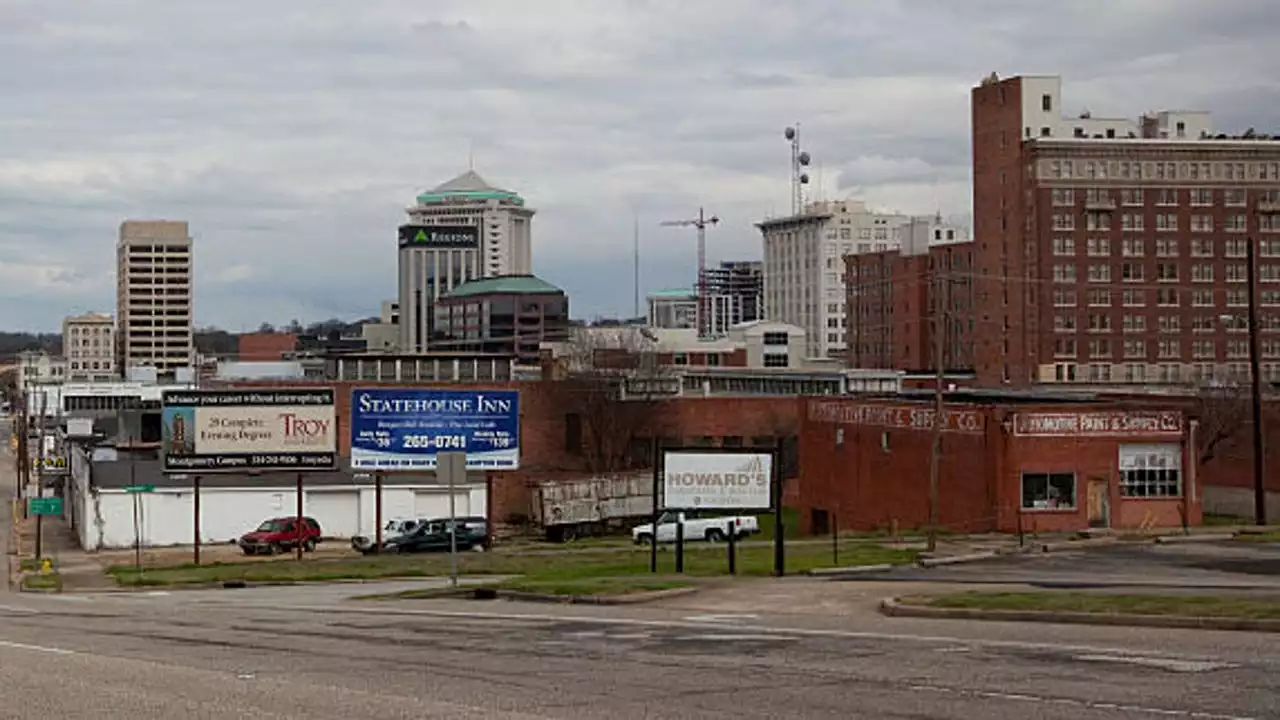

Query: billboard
left=398, top=224, right=479, bottom=249
left=662, top=451, right=773, bottom=511
left=161, top=389, right=337, bottom=473
left=350, top=388, right=519, bottom=470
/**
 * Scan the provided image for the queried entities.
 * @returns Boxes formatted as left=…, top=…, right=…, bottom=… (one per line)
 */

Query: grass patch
left=22, top=572, right=62, bottom=592
left=108, top=539, right=918, bottom=588
left=18, top=558, right=50, bottom=572
left=911, top=591, right=1280, bottom=620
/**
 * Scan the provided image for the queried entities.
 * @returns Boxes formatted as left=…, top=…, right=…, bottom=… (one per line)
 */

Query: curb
left=1039, top=536, right=1124, bottom=553
left=493, top=585, right=703, bottom=606
left=917, top=551, right=998, bottom=568
left=879, top=596, right=1280, bottom=633
left=75, top=575, right=505, bottom=594
left=807, top=564, right=894, bottom=577
left=1155, top=533, right=1236, bottom=545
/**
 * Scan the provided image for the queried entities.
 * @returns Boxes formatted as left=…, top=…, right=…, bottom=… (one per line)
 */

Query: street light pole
left=1246, top=238, right=1267, bottom=525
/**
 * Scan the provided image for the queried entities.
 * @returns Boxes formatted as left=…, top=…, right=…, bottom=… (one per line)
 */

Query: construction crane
left=660, top=208, right=719, bottom=338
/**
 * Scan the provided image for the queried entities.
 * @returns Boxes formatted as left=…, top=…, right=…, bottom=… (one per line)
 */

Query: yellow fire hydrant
left=39, top=558, right=52, bottom=574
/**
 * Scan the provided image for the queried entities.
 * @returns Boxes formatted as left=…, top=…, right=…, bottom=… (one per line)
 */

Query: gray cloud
left=0, top=0, right=1277, bottom=330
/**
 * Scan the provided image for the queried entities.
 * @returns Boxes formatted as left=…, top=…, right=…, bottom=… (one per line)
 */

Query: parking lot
left=844, top=540, right=1280, bottom=591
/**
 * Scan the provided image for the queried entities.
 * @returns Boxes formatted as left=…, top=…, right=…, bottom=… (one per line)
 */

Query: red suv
left=238, top=517, right=322, bottom=556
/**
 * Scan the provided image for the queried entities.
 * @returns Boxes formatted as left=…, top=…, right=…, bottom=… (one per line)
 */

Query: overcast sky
left=2, top=0, right=1278, bottom=331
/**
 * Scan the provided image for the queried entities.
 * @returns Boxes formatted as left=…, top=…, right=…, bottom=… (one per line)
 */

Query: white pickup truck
left=631, top=511, right=760, bottom=545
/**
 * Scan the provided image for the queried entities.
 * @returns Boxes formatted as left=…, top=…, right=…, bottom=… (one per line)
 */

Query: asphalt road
left=0, top=427, right=1276, bottom=718
left=0, top=580, right=1273, bottom=719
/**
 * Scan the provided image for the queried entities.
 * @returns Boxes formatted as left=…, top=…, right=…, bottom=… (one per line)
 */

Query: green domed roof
left=416, top=170, right=525, bottom=206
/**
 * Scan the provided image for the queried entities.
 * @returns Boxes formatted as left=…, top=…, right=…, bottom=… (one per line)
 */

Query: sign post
left=161, top=389, right=337, bottom=562
left=659, top=448, right=776, bottom=576
left=437, top=451, right=467, bottom=588
left=125, top=483, right=153, bottom=573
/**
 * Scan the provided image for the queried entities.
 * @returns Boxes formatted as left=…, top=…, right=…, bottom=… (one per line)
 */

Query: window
left=1053, top=264, right=1077, bottom=282
left=1087, top=237, right=1111, bottom=256
left=1053, top=236, right=1075, bottom=256
left=1191, top=264, right=1214, bottom=283
left=762, top=332, right=789, bottom=346
left=1088, top=313, right=1111, bottom=332
left=1089, top=338, right=1111, bottom=357
left=1119, top=445, right=1182, bottom=498
left=1224, top=188, right=1246, bottom=206
left=1190, top=188, right=1213, bottom=206
left=1121, top=262, right=1145, bottom=282
left=1052, top=189, right=1074, bottom=207
left=762, top=353, right=788, bottom=368
left=1021, top=472, right=1075, bottom=510
left=1225, top=238, right=1247, bottom=257
left=1088, top=288, right=1112, bottom=307
left=564, top=413, right=583, bottom=454
left=1122, top=213, right=1144, bottom=232
left=1156, top=263, right=1178, bottom=282
left=1087, top=264, right=1111, bottom=282
left=1122, top=238, right=1145, bottom=257
left=1191, top=215, right=1213, bottom=232
left=1123, top=339, right=1146, bottom=359
left=1121, top=188, right=1144, bottom=206
left=1155, top=238, right=1179, bottom=257
left=1157, top=288, right=1179, bottom=307
left=1052, top=214, right=1075, bottom=231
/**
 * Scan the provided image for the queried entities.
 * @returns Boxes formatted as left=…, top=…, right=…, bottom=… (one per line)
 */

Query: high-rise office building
left=971, top=73, right=1280, bottom=387
left=702, top=260, right=764, bottom=337
left=398, top=171, right=535, bottom=352
left=759, top=200, right=969, bottom=358
left=116, top=220, right=194, bottom=373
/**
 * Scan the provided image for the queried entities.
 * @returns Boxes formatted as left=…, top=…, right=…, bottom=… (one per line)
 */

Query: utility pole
left=927, top=264, right=947, bottom=553
left=1246, top=238, right=1267, bottom=525
left=659, top=209, right=719, bottom=338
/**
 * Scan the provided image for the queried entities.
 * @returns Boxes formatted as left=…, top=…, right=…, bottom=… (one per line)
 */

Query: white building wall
left=76, top=483, right=487, bottom=551
left=762, top=201, right=969, bottom=360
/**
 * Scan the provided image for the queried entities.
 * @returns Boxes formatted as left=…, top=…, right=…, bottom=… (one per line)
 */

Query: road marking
left=0, top=604, right=39, bottom=615
left=676, top=633, right=792, bottom=642
left=906, top=683, right=1257, bottom=719
left=607, top=633, right=652, bottom=640
left=0, top=639, right=76, bottom=656
left=1075, top=654, right=1238, bottom=673
left=682, top=613, right=758, bottom=623
left=270, top=604, right=1250, bottom=667
left=566, top=631, right=606, bottom=639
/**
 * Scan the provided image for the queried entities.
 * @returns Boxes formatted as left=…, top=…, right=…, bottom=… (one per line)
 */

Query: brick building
left=237, top=332, right=297, bottom=361
left=971, top=73, right=1280, bottom=387
left=798, top=396, right=1202, bottom=535
left=845, top=237, right=975, bottom=373
left=217, top=378, right=801, bottom=530
left=431, top=275, right=569, bottom=365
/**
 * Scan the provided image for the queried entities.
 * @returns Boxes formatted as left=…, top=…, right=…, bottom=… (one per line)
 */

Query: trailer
left=534, top=472, right=654, bottom=542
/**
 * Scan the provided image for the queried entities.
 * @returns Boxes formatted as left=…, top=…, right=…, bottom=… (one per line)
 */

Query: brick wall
left=799, top=400, right=998, bottom=534
left=237, top=333, right=298, bottom=361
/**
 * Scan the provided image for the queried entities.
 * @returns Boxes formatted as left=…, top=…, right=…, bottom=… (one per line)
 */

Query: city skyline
left=1, top=1, right=1278, bottom=331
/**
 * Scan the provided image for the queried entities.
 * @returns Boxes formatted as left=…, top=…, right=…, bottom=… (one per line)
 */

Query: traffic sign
left=29, top=497, right=62, bottom=516
left=123, top=484, right=156, bottom=494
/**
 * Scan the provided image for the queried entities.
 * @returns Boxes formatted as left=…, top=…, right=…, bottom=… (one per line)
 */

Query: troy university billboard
left=161, top=389, right=338, bottom=473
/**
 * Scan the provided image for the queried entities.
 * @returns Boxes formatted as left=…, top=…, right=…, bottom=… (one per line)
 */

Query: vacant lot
left=107, top=541, right=917, bottom=587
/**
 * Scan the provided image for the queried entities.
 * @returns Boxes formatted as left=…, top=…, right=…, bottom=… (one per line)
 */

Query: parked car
left=239, top=516, right=322, bottom=555
left=377, top=521, right=480, bottom=554
left=631, top=511, right=760, bottom=545
left=350, top=517, right=428, bottom=554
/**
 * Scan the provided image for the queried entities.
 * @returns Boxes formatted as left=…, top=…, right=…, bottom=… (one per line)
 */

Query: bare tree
left=1193, top=381, right=1252, bottom=466
left=552, top=327, right=671, bottom=473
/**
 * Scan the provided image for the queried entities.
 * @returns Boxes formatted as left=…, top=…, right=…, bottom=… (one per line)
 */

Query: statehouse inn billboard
left=161, top=389, right=337, bottom=473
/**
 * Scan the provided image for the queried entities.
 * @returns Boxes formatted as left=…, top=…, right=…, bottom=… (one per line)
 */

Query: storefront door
left=1087, top=477, right=1110, bottom=528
